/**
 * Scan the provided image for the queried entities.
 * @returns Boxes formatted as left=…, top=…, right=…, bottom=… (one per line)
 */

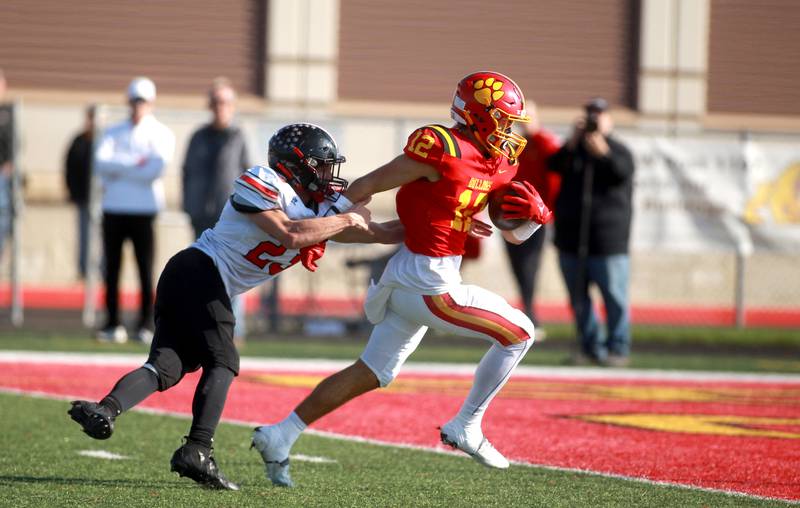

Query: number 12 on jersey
left=451, top=189, right=487, bottom=232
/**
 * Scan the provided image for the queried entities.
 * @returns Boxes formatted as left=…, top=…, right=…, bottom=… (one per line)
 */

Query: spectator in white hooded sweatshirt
left=94, top=76, right=175, bottom=344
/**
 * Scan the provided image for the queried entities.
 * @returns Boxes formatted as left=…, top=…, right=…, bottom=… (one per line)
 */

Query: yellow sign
left=744, top=162, right=800, bottom=224
left=573, top=413, right=800, bottom=439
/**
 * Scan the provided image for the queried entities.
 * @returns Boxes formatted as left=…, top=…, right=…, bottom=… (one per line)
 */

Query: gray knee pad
left=145, top=347, right=186, bottom=391
left=504, top=338, right=533, bottom=356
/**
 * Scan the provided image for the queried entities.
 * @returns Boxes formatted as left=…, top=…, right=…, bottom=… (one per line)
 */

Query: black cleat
left=68, top=400, right=116, bottom=440
left=170, top=441, right=240, bottom=491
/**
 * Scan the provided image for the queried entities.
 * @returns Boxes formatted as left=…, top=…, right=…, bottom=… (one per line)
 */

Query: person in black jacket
left=182, top=77, right=250, bottom=342
left=548, top=98, right=634, bottom=367
left=65, top=104, right=96, bottom=279
left=0, top=69, right=13, bottom=260
left=182, top=77, right=250, bottom=238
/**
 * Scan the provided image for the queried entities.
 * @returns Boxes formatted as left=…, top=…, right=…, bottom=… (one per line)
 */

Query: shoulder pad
left=403, top=124, right=460, bottom=163
left=232, top=166, right=281, bottom=211
left=424, top=124, right=461, bottom=158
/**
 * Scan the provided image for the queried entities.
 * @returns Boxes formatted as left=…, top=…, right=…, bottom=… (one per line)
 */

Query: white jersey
left=193, top=165, right=347, bottom=298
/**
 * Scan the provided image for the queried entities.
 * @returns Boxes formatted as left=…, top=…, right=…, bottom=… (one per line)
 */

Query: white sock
left=452, top=341, right=532, bottom=436
left=276, top=411, right=307, bottom=447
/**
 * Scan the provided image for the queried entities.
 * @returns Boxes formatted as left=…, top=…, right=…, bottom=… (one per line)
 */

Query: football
left=488, top=185, right=527, bottom=230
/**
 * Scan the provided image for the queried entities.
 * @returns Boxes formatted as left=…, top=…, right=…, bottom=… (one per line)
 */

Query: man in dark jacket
left=548, top=98, right=634, bottom=367
left=65, top=105, right=96, bottom=279
left=182, top=77, right=250, bottom=342
left=183, top=77, right=250, bottom=238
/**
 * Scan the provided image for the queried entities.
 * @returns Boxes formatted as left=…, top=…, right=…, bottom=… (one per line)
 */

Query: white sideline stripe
left=2, top=387, right=796, bottom=505
left=290, top=453, right=337, bottom=464
left=0, top=350, right=799, bottom=383
left=78, top=450, right=130, bottom=460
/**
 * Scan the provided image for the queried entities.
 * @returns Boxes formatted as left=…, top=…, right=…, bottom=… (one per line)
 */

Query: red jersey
left=397, top=124, right=517, bottom=257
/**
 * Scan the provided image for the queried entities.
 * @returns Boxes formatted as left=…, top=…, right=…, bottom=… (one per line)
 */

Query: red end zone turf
left=1, top=360, right=798, bottom=501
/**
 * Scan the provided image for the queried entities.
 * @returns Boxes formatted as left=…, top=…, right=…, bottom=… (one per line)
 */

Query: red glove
left=298, top=241, right=327, bottom=272
left=501, top=181, right=554, bottom=224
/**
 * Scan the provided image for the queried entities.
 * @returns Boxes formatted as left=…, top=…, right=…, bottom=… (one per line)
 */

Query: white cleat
left=95, top=325, right=128, bottom=344
left=251, top=425, right=293, bottom=487
left=439, top=421, right=509, bottom=469
left=135, top=328, right=154, bottom=345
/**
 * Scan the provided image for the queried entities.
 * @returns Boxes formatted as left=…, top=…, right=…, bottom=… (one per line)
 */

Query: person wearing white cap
left=93, top=76, right=175, bottom=344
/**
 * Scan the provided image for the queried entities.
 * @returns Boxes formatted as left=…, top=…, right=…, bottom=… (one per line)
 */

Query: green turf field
left=1, top=392, right=792, bottom=508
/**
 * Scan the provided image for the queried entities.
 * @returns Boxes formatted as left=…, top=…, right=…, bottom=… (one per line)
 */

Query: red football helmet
left=450, top=71, right=531, bottom=161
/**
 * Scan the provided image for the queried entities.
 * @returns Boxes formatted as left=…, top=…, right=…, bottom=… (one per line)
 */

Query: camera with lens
left=582, top=97, right=607, bottom=134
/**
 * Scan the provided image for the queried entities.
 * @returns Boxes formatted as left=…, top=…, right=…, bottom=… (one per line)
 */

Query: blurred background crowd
left=0, top=0, right=798, bottom=353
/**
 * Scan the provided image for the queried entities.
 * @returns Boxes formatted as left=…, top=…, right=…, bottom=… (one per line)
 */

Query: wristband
left=323, top=194, right=354, bottom=216
left=509, top=220, right=542, bottom=242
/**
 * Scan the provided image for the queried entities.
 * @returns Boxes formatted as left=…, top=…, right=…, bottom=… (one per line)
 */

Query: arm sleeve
left=502, top=220, right=543, bottom=243
left=318, top=193, right=354, bottom=217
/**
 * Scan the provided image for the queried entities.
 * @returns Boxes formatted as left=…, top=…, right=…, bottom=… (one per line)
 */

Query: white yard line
left=77, top=450, right=130, bottom=460
left=290, top=454, right=337, bottom=464
left=0, top=350, right=799, bottom=383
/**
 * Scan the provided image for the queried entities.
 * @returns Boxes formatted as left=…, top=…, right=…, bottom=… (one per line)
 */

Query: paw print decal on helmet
left=473, top=77, right=505, bottom=106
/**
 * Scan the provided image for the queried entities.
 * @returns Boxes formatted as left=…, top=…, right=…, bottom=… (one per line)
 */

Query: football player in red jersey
left=253, top=71, right=553, bottom=486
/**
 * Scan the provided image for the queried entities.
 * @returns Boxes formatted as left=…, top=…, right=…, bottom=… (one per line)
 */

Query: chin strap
left=276, top=159, right=321, bottom=203
left=275, top=162, right=299, bottom=186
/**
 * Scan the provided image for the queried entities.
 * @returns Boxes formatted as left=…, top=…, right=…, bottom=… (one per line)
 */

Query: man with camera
left=548, top=98, right=635, bottom=367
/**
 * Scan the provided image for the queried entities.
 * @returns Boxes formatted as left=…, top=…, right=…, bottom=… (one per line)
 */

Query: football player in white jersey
left=68, top=123, right=402, bottom=490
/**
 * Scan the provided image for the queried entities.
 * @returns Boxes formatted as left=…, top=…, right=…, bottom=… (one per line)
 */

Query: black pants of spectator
left=102, top=213, right=155, bottom=330
left=503, top=226, right=546, bottom=323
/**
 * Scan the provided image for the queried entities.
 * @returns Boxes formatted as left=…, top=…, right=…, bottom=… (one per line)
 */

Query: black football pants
left=502, top=226, right=546, bottom=322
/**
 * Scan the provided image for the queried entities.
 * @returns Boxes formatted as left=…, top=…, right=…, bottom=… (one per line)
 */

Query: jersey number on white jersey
left=244, top=240, right=300, bottom=275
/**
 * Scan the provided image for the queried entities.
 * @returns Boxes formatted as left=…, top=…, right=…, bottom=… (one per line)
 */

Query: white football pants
left=361, top=284, right=535, bottom=387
